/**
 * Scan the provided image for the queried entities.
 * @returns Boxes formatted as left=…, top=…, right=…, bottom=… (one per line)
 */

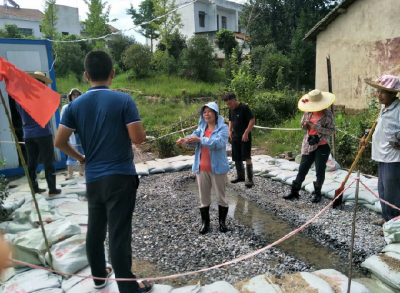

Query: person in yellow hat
left=361, top=75, right=400, bottom=230
left=283, top=89, right=336, bottom=203
left=15, top=72, right=61, bottom=196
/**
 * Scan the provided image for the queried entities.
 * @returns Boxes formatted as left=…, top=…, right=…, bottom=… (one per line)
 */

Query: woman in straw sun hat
left=284, top=89, right=336, bottom=203
left=360, top=75, right=400, bottom=231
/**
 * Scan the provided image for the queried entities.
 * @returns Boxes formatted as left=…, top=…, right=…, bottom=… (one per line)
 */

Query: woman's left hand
left=308, top=122, right=316, bottom=129
left=187, top=136, right=201, bottom=143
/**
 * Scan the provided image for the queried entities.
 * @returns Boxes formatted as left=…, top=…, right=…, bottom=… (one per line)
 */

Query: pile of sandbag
left=135, top=155, right=196, bottom=175
left=361, top=216, right=400, bottom=292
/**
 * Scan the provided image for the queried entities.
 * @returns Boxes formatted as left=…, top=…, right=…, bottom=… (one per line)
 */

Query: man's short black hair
left=84, top=50, right=113, bottom=82
left=223, top=92, right=236, bottom=102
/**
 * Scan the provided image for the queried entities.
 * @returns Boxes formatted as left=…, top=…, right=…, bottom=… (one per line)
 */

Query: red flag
left=0, top=56, right=60, bottom=128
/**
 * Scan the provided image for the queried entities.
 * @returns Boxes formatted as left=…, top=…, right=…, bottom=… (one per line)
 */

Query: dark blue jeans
left=378, top=162, right=400, bottom=221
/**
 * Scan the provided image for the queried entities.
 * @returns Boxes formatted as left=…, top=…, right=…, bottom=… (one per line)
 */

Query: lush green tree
left=41, top=0, right=59, bottom=40
left=151, top=50, right=169, bottom=85
left=216, top=29, right=238, bottom=59
left=181, top=35, right=216, bottom=82
left=83, top=0, right=114, bottom=49
left=122, top=43, right=152, bottom=79
left=53, top=42, right=86, bottom=80
left=156, top=31, right=186, bottom=60
left=151, top=0, right=183, bottom=78
left=108, top=35, right=136, bottom=70
left=0, top=24, right=24, bottom=38
left=127, top=0, right=159, bottom=53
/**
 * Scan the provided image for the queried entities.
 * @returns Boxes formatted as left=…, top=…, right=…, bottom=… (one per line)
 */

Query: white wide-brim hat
left=364, top=75, right=400, bottom=93
left=298, top=89, right=336, bottom=112
left=27, top=71, right=53, bottom=85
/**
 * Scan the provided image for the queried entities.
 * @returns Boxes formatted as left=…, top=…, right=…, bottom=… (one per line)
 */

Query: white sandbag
left=362, top=178, right=379, bottom=190
left=383, top=217, right=400, bottom=245
left=362, top=202, right=382, bottom=214
left=266, top=169, right=284, bottom=178
left=274, top=159, right=288, bottom=166
left=346, top=190, right=379, bottom=205
left=252, top=155, right=274, bottom=162
left=252, top=163, right=266, bottom=173
left=262, top=165, right=282, bottom=173
left=159, top=161, right=174, bottom=172
left=361, top=252, right=400, bottom=291
left=34, top=289, right=63, bottom=293
left=45, top=233, right=88, bottom=276
left=325, top=154, right=341, bottom=171
left=171, top=160, right=191, bottom=171
left=280, top=163, right=300, bottom=171
left=200, top=281, right=239, bottom=293
left=2, top=194, right=25, bottom=212
left=57, top=201, right=88, bottom=216
left=61, top=266, right=91, bottom=292
left=0, top=267, right=30, bottom=283
left=0, top=218, right=36, bottom=234
left=286, top=176, right=317, bottom=188
left=299, top=272, right=335, bottom=293
left=239, top=275, right=283, bottom=293
left=156, top=155, right=183, bottom=163
left=333, top=173, right=368, bottom=185
left=43, top=193, right=79, bottom=201
left=354, top=278, right=397, bottom=293
left=171, top=282, right=201, bottom=293
left=274, top=171, right=298, bottom=182
left=0, top=269, right=62, bottom=293
left=382, top=243, right=400, bottom=254
left=50, top=198, right=80, bottom=207
left=62, top=184, right=87, bottom=196
left=146, top=160, right=166, bottom=174
left=313, top=269, right=370, bottom=293
left=135, top=163, right=149, bottom=175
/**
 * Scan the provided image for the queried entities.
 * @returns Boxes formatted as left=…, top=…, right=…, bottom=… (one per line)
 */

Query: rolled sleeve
left=124, top=96, right=141, bottom=125
left=60, top=104, right=77, bottom=131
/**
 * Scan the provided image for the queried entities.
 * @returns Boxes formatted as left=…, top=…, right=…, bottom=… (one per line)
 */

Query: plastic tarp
left=312, top=269, right=370, bottom=293
left=383, top=217, right=400, bottom=245
left=147, top=160, right=166, bottom=174
left=45, top=233, right=88, bottom=276
left=361, top=252, right=400, bottom=291
left=0, top=269, right=62, bottom=293
left=135, top=163, right=149, bottom=175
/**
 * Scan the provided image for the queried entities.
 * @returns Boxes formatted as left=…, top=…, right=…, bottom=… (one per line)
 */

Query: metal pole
left=0, top=90, right=54, bottom=269
left=347, top=170, right=360, bottom=293
left=327, top=55, right=337, bottom=161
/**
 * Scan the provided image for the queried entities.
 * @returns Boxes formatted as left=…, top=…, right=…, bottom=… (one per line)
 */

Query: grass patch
left=56, top=73, right=224, bottom=99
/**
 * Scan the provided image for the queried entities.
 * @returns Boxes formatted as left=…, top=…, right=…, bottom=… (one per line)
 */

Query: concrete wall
left=0, top=17, right=41, bottom=38
left=55, top=5, right=81, bottom=36
left=315, top=0, right=400, bottom=111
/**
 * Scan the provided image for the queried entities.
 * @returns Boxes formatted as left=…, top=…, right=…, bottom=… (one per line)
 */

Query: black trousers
left=24, top=135, right=57, bottom=193
left=86, top=174, right=140, bottom=293
left=295, top=144, right=330, bottom=186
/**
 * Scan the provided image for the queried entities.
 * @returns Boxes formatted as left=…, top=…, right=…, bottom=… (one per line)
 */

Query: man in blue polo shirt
left=55, top=51, right=152, bottom=293
left=16, top=72, right=61, bottom=196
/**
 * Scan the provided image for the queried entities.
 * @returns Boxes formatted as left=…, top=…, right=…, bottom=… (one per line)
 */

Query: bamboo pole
left=0, top=90, right=54, bottom=269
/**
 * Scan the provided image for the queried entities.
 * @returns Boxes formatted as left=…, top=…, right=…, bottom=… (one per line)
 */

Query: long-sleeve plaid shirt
left=301, top=109, right=336, bottom=155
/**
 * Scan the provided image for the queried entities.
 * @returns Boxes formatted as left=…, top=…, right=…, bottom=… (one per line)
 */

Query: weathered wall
left=315, top=0, right=400, bottom=110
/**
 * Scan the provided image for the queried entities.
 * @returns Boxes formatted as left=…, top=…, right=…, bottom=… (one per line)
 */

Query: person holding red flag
left=15, top=72, right=61, bottom=196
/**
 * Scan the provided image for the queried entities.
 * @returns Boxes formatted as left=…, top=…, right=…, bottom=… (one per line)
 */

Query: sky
left=11, top=0, right=147, bottom=43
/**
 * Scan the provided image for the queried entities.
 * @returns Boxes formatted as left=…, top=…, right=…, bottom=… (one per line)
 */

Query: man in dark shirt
left=224, top=92, right=256, bottom=188
left=55, top=51, right=152, bottom=293
left=16, top=72, right=61, bottom=196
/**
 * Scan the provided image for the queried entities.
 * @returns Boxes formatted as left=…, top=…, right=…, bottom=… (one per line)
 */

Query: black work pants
left=24, top=135, right=57, bottom=193
left=295, top=144, right=330, bottom=186
left=86, top=174, right=140, bottom=293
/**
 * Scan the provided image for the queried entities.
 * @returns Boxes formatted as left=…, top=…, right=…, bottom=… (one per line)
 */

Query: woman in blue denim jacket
left=177, top=102, right=230, bottom=234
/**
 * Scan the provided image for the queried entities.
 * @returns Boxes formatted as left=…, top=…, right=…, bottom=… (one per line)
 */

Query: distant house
left=304, top=0, right=400, bottom=112
left=80, top=22, right=121, bottom=41
left=0, top=5, right=43, bottom=38
left=146, top=0, right=250, bottom=57
left=55, top=5, right=81, bottom=36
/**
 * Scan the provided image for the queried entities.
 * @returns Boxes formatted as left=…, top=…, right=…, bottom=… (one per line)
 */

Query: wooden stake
left=347, top=170, right=360, bottom=293
left=0, top=90, right=54, bottom=269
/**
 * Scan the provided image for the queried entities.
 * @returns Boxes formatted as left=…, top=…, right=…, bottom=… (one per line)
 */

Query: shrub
left=108, top=35, right=136, bottom=70
left=0, top=24, right=24, bottom=38
left=216, top=28, right=238, bottom=59
left=122, top=43, right=153, bottom=79
left=156, top=31, right=187, bottom=60
left=153, top=131, right=177, bottom=158
left=53, top=42, right=86, bottom=81
left=180, top=35, right=217, bottom=82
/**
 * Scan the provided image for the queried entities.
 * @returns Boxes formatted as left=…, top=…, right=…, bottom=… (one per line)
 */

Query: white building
left=55, top=5, right=81, bottom=36
left=146, top=0, right=249, bottom=57
left=0, top=5, right=43, bottom=38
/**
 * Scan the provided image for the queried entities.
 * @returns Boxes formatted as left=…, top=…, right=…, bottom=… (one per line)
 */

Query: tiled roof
left=108, top=24, right=118, bottom=32
left=0, top=5, right=44, bottom=19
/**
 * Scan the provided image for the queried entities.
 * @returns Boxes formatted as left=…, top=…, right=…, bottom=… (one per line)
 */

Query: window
left=62, top=32, right=69, bottom=36
left=222, top=16, right=227, bottom=29
left=199, top=11, right=205, bottom=28
left=217, top=15, right=219, bottom=30
left=18, top=28, right=33, bottom=37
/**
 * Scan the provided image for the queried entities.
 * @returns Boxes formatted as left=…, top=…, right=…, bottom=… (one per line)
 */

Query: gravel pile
left=227, top=172, right=386, bottom=267
left=129, top=171, right=313, bottom=286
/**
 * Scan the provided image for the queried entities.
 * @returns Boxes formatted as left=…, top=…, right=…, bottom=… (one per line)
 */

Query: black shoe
left=49, top=189, right=62, bottom=197
left=35, top=188, right=46, bottom=194
left=311, top=182, right=322, bottom=203
left=199, top=206, right=210, bottom=234
left=245, top=164, right=254, bottom=188
left=231, top=161, right=245, bottom=184
left=283, top=180, right=301, bottom=200
left=218, top=205, right=229, bottom=233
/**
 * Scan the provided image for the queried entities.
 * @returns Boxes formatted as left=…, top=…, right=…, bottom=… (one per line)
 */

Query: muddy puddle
left=186, top=182, right=364, bottom=278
